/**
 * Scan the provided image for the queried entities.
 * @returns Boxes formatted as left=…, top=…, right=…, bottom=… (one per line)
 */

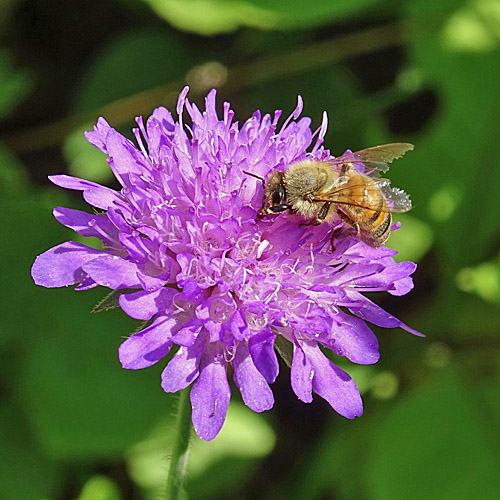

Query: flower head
left=32, top=88, right=421, bottom=440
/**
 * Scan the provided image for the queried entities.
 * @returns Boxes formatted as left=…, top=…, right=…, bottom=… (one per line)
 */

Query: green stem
left=165, top=388, right=192, bottom=500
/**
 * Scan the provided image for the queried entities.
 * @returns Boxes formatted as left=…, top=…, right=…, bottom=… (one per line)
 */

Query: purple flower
left=32, top=88, right=421, bottom=441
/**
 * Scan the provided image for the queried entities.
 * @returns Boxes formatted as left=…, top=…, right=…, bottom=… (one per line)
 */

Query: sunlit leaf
left=142, top=0, right=383, bottom=35
left=126, top=402, right=275, bottom=499
left=456, top=255, right=500, bottom=304
left=63, top=123, right=111, bottom=183
left=76, top=476, right=121, bottom=500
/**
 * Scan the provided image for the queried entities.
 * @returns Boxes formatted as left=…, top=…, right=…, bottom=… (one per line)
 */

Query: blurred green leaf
left=72, top=30, right=195, bottom=114
left=63, top=123, right=111, bottom=183
left=75, top=476, right=121, bottom=500
left=142, top=0, right=383, bottom=35
left=0, top=51, right=32, bottom=119
left=441, top=0, right=500, bottom=52
left=400, top=2, right=500, bottom=270
left=21, top=287, right=174, bottom=459
left=365, top=365, right=500, bottom=500
left=277, top=363, right=500, bottom=500
left=390, top=214, right=434, bottom=263
left=456, top=254, right=500, bottom=304
left=0, top=192, right=172, bottom=459
left=0, top=143, right=30, bottom=195
left=0, top=404, right=60, bottom=500
left=67, top=29, right=198, bottom=183
left=0, top=192, right=69, bottom=345
left=126, top=402, right=275, bottom=499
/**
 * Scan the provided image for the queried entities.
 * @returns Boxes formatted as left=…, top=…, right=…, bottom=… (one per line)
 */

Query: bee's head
left=243, top=170, right=291, bottom=215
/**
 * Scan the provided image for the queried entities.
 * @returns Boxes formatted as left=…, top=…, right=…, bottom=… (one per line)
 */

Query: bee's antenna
left=243, top=170, right=265, bottom=185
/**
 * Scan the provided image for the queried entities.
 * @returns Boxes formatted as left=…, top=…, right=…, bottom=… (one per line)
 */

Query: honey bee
left=246, top=143, right=414, bottom=248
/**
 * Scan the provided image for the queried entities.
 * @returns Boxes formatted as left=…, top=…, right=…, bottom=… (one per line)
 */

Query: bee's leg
left=330, top=211, right=358, bottom=251
left=299, top=202, right=332, bottom=228
left=316, top=202, right=332, bottom=222
left=299, top=219, right=320, bottom=228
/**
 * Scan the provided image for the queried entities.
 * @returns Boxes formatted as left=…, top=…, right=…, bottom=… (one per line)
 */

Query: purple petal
left=300, top=339, right=363, bottom=418
left=171, top=317, right=203, bottom=346
left=161, top=330, right=207, bottom=392
left=32, top=241, right=107, bottom=288
left=190, top=344, right=231, bottom=441
left=49, top=174, right=103, bottom=191
left=118, top=316, right=175, bottom=369
left=327, top=313, right=380, bottom=365
left=83, top=255, right=141, bottom=289
left=290, top=342, right=313, bottom=403
left=353, top=260, right=416, bottom=291
left=106, top=129, right=144, bottom=176
left=82, top=186, right=121, bottom=210
left=84, top=117, right=112, bottom=153
left=248, top=331, right=279, bottom=384
left=346, top=291, right=424, bottom=337
left=232, top=341, right=274, bottom=412
left=48, top=174, right=121, bottom=210
left=119, top=288, right=176, bottom=320
left=389, top=276, right=414, bottom=296
left=53, top=207, right=118, bottom=242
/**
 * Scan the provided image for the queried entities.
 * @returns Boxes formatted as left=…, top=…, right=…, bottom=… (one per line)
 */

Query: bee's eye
left=272, top=184, right=286, bottom=206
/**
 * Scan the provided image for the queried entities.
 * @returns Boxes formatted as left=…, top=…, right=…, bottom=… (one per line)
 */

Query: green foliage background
left=2, top=0, right=500, bottom=498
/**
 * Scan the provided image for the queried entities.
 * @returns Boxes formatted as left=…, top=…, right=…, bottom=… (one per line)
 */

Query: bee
left=246, top=143, right=414, bottom=248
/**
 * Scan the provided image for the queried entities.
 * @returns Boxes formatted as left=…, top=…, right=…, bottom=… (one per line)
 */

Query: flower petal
left=290, top=342, right=313, bottom=403
left=118, top=316, right=175, bottom=369
left=161, top=330, right=207, bottom=392
left=346, top=291, right=424, bottom=337
left=300, top=339, right=363, bottom=418
left=32, top=241, right=107, bottom=288
left=106, top=129, right=145, bottom=176
left=84, top=117, right=112, bottom=153
left=83, top=255, right=142, bottom=289
left=233, top=341, right=274, bottom=412
left=327, top=313, right=380, bottom=365
left=53, top=207, right=118, bottom=242
left=248, top=331, right=279, bottom=384
left=119, top=288, right=176, bottom=320
left=49, top=175, right=120, bottom=210
left=190, top=344, right=231, bottom=441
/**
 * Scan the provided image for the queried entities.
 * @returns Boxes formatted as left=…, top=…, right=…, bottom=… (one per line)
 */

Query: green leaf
left=400, top=1, right=500, bottom=269
left=22, top=290, right=174, bottom=459
left=93, top=289, right=136, bottom=313
left=0, top=144, right=30, bottom=196
left=126, top=403, right=275, bottom=499
left=1, top=192, right=172, bottom=459
left=365, top=365, right=500, bottom=500
left=142, top=0, right=383, bottom=35
left=456, top=254, right=500, bottom=304
left=0, top=51, right=32, bottom=119
left=274, top=333, right=293, bottom=368
left=76, top=476, right=121, bottom=500
left=72, top=30, right=195, bottom=114
left=389, top=214, right=434, bottom=263
left=0, top=404, right=60, bottom=500
left=63, top=123, right=112, bottom=184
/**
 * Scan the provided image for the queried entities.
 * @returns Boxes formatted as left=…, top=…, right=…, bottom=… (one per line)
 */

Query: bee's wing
left=312, top=181, right=412, bottom=213
left=375, top=179, right=412, bottom=213
left=326, top=143, right=414, bottom=173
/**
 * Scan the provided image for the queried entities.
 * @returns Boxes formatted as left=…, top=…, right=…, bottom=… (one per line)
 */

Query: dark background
left=2, top=0, right=500, bottom=499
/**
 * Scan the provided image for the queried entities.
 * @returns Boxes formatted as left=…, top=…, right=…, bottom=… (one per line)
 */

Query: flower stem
left=165, top=388, right=192, bottom=500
